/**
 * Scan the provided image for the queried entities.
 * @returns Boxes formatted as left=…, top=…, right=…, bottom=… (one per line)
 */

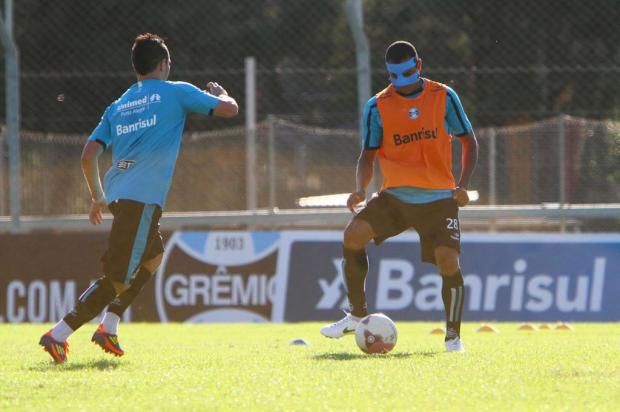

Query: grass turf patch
left=1, top=323, right=619, bottom=411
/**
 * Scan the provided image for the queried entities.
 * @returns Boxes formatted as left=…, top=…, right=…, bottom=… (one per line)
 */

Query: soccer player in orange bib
left=321, top=41, right=478, bottom=352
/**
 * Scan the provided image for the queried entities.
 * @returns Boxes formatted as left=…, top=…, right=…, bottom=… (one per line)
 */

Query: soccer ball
left=355, top=313, right=398, bottom=354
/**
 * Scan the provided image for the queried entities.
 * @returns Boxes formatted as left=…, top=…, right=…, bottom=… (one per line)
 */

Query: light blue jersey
left=88, top=79, right=223, bottom=207
left=361, top=79, right=473, bottom=204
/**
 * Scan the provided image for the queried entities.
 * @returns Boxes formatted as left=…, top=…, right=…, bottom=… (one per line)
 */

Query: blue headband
left=386, top=57, right=419, bottom=87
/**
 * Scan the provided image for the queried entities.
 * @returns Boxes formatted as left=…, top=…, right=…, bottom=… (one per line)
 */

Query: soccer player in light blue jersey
left=39, top=33, right=239, bottom=363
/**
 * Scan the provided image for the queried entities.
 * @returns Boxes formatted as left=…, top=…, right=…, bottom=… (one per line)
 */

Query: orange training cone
left=476, top=324, right=499, bottom=333
left=555, top=322, right=575, bottom=331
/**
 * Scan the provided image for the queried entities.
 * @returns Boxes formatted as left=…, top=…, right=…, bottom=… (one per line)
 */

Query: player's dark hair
left=131, top=33, right=169, bottom=75
left=385, top=41, right=418, bottom=63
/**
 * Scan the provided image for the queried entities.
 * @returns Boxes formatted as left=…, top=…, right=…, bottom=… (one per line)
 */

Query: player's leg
left=342, top=218, right=375, bottom=317
left=39, top=274, right=118, bottom=363
left=92, top=203, right=163, bottom=356
left=100, top=253, right=163, bottom=335
left=320, top=218, right=374, bottom=338
left=39, top=202, right=128, bottom=363
left=39, top=200, right=154, bottom=362
left=434, top=246, right=465, bottom=352
left=417, top=198, right=465, bottom=352
left=321, top=192, right=407, bottom=339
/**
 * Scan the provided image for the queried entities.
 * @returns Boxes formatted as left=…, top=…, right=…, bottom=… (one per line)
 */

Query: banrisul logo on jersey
left=155, top=232, right=280, bottom=323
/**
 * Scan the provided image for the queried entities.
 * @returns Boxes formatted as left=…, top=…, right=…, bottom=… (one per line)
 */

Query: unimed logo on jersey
left=155, top=232, right=280, bottom=323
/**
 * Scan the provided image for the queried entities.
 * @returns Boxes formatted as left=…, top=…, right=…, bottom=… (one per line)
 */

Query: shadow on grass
left=29, top=358, right=123, bottom=372
left=411, top=350, right=441, bottom=358
left=314, top=351, right=438, bottom=361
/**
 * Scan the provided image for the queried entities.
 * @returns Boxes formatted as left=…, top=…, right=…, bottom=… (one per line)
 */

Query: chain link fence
left=1, top=0, right=619, bottom=216
left=3, top=115, right=618, bottom=215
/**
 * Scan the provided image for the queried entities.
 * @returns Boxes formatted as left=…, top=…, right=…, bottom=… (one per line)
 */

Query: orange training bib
left=376, top=79, right=456, bottom=190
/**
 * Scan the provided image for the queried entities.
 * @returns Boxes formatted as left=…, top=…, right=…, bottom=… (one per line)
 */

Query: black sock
left=342, top=246, right=369, bottom=318
left=63, top=277, right=117, bottom=331
left=441, top=269, right=465, bottom=341
left=107, top=267, right=152, bottom=317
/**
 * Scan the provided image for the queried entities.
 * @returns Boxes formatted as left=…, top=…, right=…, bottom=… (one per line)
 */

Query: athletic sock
left=50, top=320, right=74, bottom=342
left=101, top=312, right=120, bottom=335
left=342, top=246, right=369, bottom=318
left=63, top=277, right=117, bottom=331
left=441, top=269, right=465, bottom=341
left=106, top=266, right=152, bottom=318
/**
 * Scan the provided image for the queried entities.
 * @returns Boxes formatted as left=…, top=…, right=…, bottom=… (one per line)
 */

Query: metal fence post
left=344, top=0, right=377, bottom=198
left=267, top=114, right=276, bottom=210
left=558, top=114, right=567, bottom=232
left=0, top=128, right=5, bottom=215
left=0, top=0, right=21, bottom=231
left=488, top=127, right=497, bottom=231
left=489, top=127, right=497, bottom=205
left=344, top=0, right=371, bottom=128
left=7, top=49, right=20, bottom=231
left=245, top=56, right=257, bottom=211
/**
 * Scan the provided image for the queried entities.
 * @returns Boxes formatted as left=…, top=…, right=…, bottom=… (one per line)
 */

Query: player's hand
left=206, top=82, right=228, bottom=97
left=347, top=190, right=366, bottom=214
left=88, top=195, right=107, bottom=225
left=452, top=187, right=469, bottom=207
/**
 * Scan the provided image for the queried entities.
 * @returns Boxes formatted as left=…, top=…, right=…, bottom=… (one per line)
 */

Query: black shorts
left=102, top=199, right=164, bottom=284
left=355, top=192, right=460, bottom=264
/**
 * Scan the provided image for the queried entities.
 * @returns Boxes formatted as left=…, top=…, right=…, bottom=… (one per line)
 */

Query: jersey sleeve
left=88, top=105, right=113, bottom=150
left=445, top=87, right=473, bottom=136
left=362, top=96, right=383, bottom=149
left=173, top=81, right=223, bottom=115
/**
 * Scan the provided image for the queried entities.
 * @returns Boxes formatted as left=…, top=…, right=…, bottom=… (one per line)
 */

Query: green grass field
left=1, top=323, right=619, bottom=411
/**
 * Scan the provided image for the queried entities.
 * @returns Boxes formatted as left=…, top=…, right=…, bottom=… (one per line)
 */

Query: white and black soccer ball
left=355, top=313, right=398, bottom=354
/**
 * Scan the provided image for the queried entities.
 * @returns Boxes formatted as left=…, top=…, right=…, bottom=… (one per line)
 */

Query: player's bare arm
left=206, top=82, right=239, bottom=118
left=81, top=140, right=106, bottom=225
left=347, top=148, right=377, bottom=213
left=453, top=131, right=479, bottom=207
